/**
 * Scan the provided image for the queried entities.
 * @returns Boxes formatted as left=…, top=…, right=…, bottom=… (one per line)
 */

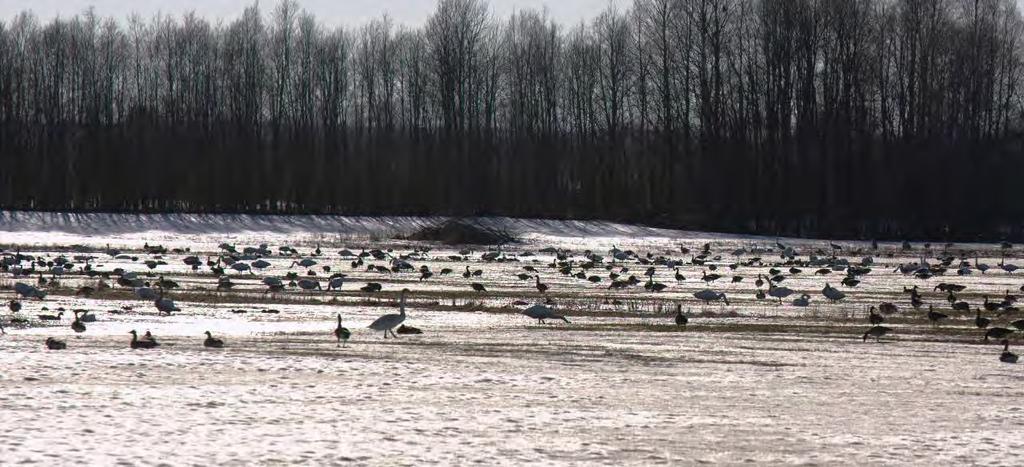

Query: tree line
left=1, top=0, right=1023, bottom=240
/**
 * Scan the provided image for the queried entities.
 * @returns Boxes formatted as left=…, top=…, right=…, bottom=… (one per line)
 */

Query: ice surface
left=1, top=211, right=1023, bottom=465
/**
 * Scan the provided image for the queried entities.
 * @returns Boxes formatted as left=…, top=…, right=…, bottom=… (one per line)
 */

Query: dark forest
left=2, top=0, right=1024, bottom=240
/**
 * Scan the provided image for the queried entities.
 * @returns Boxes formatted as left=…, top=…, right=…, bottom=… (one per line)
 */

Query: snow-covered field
left=2, top=211, right=1023, bottom=465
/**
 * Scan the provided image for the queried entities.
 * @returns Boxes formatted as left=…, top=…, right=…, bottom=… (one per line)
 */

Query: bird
left=985, top=327, right=1014, bottom=342
left=70, top=311, right=86, bottom=333
left=983, top=296, right=1002, bottom=313
left=471, top=283, right=486, bottom=292
left=44, top=337, right=67, bottom=350
left=1000, top=340, right=1019, bottom=364
left=1011, top=319, right=1024, bottom=331
left=868, top=306, right=884, bottom=325
left=976, top=309, right=992, bottom=329
left=154, top=293, right=180, bottom=315
left=793, top=294, right=810, bottom=307
left=926, top=306, right=948, bottom=325
left=863, top=325, right=892, bottom=342
left=821, top=283, right=846, bottom=303
left=522, top=304, right=570, bottom=324
left=334, top=314, right=351, bottom=347
left=396, top=324, right=423, bottom=335
left=368, top=289, right=409, bottom=338
left=129, top=330, right=159, bottom=349
left=693, top=289, right=729, bottom=305
left=674, top=304, right=688, bottom=327
left=203, top=331, right=224, bottom=348
left=535, top=275, right=548, bottom=294
left=8, top=300, right=21, bottom=312
left=767, top=283, right=795, bottom=304
left=37, top=311, right=63, bottom=321
left=878, top=302, right=898, bottom=315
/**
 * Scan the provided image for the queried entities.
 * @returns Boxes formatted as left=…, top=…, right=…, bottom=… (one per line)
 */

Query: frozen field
left=2, top=212, right=1024, bottom=465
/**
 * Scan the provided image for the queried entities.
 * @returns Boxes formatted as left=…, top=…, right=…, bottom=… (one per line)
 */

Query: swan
left=154, top=290, right=180, bottom=315
left=522, top=304, right=570, bottom=324
left=14, top=282, right=45, bottom=299
left=693, top=289, right=729, bottom=305
left=368, top=289, right=409, bottom=338
left=767, top=283, right=795, bottom=304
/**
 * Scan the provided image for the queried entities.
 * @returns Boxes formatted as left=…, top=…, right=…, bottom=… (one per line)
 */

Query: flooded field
left=2, top=212, right=1023, bottom=465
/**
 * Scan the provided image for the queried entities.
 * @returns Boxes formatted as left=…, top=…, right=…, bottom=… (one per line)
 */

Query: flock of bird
left=2, top=236, right=1024, bottom=363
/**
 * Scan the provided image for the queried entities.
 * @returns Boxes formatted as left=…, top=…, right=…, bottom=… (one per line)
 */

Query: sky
left=0, top=0, right=631, bottom=27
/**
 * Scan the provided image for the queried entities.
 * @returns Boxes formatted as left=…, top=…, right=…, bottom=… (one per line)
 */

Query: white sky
left=0, top=0, right=631, bottom=27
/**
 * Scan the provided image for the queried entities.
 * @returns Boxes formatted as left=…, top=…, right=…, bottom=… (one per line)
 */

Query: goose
left=754, top=274, right=764, bottom=288
left=203, top=331, right=225, bottom=348
left=333, top=314, right=351, bottom=347
left=976, top=258, right=991, bottom=274
left=360, top=282, right=383, bottom=293
left=983, top=297, right=1002, bottom=313
left=8, top=300, right=21, bottom=312
left=45, top=337, right=67, bottom=350
left=822, top=283, right=846, bottom=303
left=129, top=330, right=159, bottom=349
left=70, top=311, right=86, bottom=333
left=878, top=302, right=898, bottom=315
left=926, top=306, right=948, bottom=325
left=535, top=276, right=549, bottom=294
left=975, top=309, right=992, bottom=329
left=674, top=268, right=685, bottom=282
left=674, top=304, right=688, bottom=326
left=645, top=277, right=667, bottom=292
left=1009, top=319, right=1024, bottom=331
left=368, top=289, right=409, bottom=338
left=522, top=304, right=570, bottom=324
left=702, top=271, right=721, bottom=283
left=863, top=325, right=892, bottom=342
left=252, top=259, right=272, bottom=270
left=396, top=324, right=423, bottom=335
left=37, top=311, right=63, bottom=321
left=985, top=327, right=1014, bottom=342
left=1000, top=259, right=1019, bottom=274
left=471, top=283, right=486, bottom=292
left=1000, top=340, right=1018, bottom=363
left=463, top=266, right=472, bottom=278
left=693, top=289, right=729, bottom=305
left=793, top=294, right=810, bottom=307
left=868, top=306, right=885, bottom=325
